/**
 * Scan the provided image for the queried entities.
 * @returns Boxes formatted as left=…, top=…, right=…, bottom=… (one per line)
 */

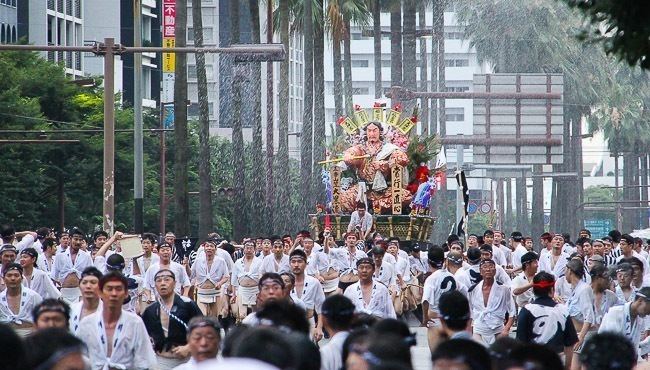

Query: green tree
left=230, top=1, right=247, bottom=241
left=249, top=0, right=265, bottom=234
left=173, top=0, right=190, bottom=237
left=276, top=0, right=292, bottom=232
left=561, top=1, right=650, bottom=69
left=192, top=0, right=213, bottom=240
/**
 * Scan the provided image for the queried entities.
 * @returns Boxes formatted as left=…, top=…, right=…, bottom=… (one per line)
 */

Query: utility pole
left=103, top=38, right=116, bottom=233
left=134, top=0, right=144, bottom=233
left=0, top=41, right=285, bottom=233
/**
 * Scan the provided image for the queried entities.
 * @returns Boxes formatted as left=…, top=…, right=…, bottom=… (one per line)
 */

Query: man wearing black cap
left=51, top=227, right=93, bottom=305
left=422, top=246, right=458, bottom=350
left=343, top=257, right=396, bottom=319
left=0, top=263, right=42, bottom=336
left=512, top=251, right=539, bottom=308
left=467, top=258, right=515, bottom=345
left=20, top=247, right=61, bottom=300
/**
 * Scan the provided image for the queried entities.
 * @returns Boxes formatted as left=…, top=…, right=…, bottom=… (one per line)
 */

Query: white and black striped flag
left=455, top=170, right=470, bottom=238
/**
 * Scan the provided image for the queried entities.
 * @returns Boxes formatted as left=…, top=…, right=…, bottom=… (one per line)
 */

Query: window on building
left=445, top=86, right=470, bottom=92
left=352, top=87, right=370, bottom=95
left=188, top=102, right=214, bottom=117
left=351, top=32, right=363, bottom=40
left=381, top=60, right=391, bottom=68
left=444, top=31, right=464, bottom=40
left=351, top=60, right=369, bottom=68
left=445, top=108, right=465, bottom=122
left=445, top=59, right=469, bottom=67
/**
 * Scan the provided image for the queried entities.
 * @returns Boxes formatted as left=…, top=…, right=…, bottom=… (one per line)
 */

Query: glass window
left=351, top=60, right=369, bottom=68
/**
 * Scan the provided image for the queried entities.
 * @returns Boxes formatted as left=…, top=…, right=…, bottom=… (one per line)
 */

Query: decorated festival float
left=310, top=102, right=444, bottom=246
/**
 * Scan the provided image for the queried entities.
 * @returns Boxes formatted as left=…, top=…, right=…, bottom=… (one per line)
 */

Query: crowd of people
left=0, top=222, right=649, bottom=370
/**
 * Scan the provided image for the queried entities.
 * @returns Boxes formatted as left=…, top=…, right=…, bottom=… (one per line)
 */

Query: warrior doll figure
left=341, top=121, right=411, bottom=213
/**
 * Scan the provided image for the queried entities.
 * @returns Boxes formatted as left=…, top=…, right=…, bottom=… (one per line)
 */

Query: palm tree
left=390, top=0, right=402, bottom=87
left=402, top=0, right=417, bottom=114
left=418, top=2, right=428, bottom=133
left=276, top=0, right=291, bottom=232
left=266, top=0, right=275, bottom=235
left=371, top=0, right=382, bottom=99
left=328, top=1, right=345, bottom=123
left=313, top=0, right=326, bottom=205
left=230, top=0, right=246, bottom=240
left=302, top=0, right=315, bottom=216
left=455, top=0, right=614, bottom=234
left=173, top=0, right=190, bottom=237
left=192, top=0, right=213, bottom=240
left=249, top=0, right=264, bottom=234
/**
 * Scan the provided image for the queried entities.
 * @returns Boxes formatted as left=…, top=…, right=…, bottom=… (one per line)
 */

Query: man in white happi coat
left=37, top=237, right=57, bottom=274
left=512, top=252, right=539, bottom=308
left=320, top=294, right=355, bottom=370
left=510, top=231, right=528, bottom=271
left=0, top=263, right=42, bottom=336
left=19, top=247, right=60, bottom=300
left=468, top=258, right=515, bottom=346
left=370, top=247, right=397, bottom=295
left=230, top=240, right=263, bottom=322
left=144, top=242, right=191, bottom=303
left=258, top=237, right=290, bottom=275
left=422, top=246, right=459, bottom=351
left=330, top=233, right=367, bottom=293
left=78, top=271, right=157, bottom=370
left=538, top=234, right=570, bottom=278
left=51, top=228, right=93, bottom=305
left=343, top=257, right=396, bottom=319
left=599, top=287, right=650, bottom=357
left=190, top=239, right=229, bottom=317
left=292, top=235, right=337, bottom=294
left=69, top=266, right=103, bottom=333
left=289, top=249, right=326, bottom=342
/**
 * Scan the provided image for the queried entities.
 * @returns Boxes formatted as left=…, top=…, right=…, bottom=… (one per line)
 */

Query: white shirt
left=457, top=264, right=512, bottom=288
left=305, top=250, right=330, bottom=276
left=23, top=267, right=61, bottom=299
left=511, top=244, right=528, bottom=270
left=393, top=255, right=413, bottom=283
left=195, top=247, right=235, bottom=271
left=258, top=254, right=290, bottom=274
left=231, top=256, right=263, bottom=286
left=51, top=248, right=93, bottom=283
left=144, top=261, right=191, bottom=295
left=190, top=255, right=229, bottom=286
left=320, top=331, right=349, bottom=370
left=373, top=262, right=397, bottom=291
left=329, top=247, right=367, bottom=275
left=16, top=234, right=35, bottom=252
left=617, top=251, right=650, bottom=278
left=554, top=276, right=572, bottom=303
left=0, top=287, right=42, bottom=325
left=599, top=302, right=645, bottom=349
left=134, top=253, right=160, bottom=277
left=538, top=251, right=569, bottom=278
left=492, top=245, right=507, bottom=267
left=77, top=309, right=157, bottom=370
left=290, top=275, right=326, bottom=313
left=512, top=272, right=535, bottom=307
left=468, top=280, right=515, bottom=336
left=343, top=281, right=396, bottom=319
left=36, top=253, right=55, bottom=274
left=69, top=300, right=103, bottom=334
left=566, top=280, right=594, bottom=324
left=347, top=210, right=373, bottom=233
left=422, top=269, right=458, bottom=314
left=497, top=244, right=512, bottom=266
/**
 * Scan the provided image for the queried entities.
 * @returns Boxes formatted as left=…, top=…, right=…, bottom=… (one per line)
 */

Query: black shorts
left=338, top=280, right=356, bottom=291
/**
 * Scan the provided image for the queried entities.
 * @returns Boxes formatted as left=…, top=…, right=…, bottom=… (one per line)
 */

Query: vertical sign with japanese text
left=162, top=0, right=176, bottom=104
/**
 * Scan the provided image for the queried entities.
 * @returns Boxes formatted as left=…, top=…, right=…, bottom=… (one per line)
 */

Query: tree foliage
left=561, top=0, right=650, bottom=69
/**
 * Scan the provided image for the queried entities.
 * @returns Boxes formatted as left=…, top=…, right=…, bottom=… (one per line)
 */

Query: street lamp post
left=0, top=40, right=285, bottom=233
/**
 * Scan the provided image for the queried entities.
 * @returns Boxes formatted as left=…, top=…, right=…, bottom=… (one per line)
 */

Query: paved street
left=411, top=326, right=432, bottom=370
